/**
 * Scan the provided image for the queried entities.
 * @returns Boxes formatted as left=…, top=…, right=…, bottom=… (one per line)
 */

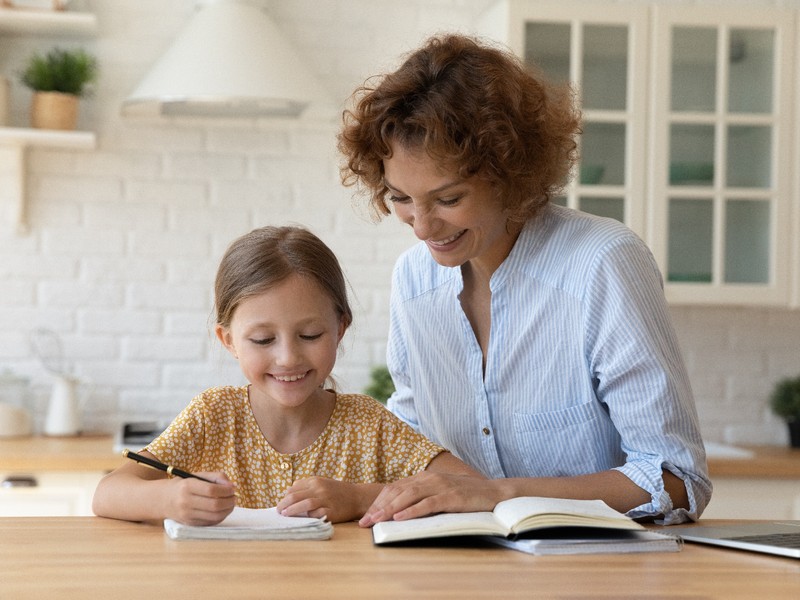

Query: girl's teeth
left=275, top=373, right=305, bottom=382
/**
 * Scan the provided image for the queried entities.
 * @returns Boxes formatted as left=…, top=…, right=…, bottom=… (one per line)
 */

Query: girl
left=93, top=225, right=479, bottom=525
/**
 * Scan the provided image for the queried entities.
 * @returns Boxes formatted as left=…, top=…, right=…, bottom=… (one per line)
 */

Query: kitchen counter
left=0, top=434, right=122, bottom=472
left=0, top=436, right=797, bottom=478
left=707, top=445, right=800, bottom=479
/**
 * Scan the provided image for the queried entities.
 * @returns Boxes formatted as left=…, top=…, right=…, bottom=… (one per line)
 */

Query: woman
left=338, top=33, right=711, bottom=526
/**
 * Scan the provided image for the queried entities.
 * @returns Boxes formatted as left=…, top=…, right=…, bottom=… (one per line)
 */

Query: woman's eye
left=438, top=196, right=461, bottom=207
left=388, top=194, right=409, bottom=203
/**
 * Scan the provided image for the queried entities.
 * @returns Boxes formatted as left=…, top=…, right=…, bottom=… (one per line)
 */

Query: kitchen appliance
left=0, top=370, right=32, bottom=438
left=0, top=403, right=32, bottom=437
left=122, top=0, right=332, bottom=119
left=114, top=421, right=169, bottom=453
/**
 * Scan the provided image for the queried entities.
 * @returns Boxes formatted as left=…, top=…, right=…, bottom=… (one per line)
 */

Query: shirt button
left=482, top=427, right=491, bottom=436
left=280, top=461, right=291, bottom=470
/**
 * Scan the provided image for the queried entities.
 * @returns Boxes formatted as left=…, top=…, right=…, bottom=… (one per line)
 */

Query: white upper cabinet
left=649, top=5, right=795, bottom=306
left=479, top=1, right=798, bottom=307
left=479, top=0, right=649, bottom=238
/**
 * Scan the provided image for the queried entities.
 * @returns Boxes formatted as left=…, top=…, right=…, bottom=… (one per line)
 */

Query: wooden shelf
left=0, top=7, right=96, bottom=35
left=0, top=125, right=94, bottom=148
left=0, top=126, right=96, bottom=234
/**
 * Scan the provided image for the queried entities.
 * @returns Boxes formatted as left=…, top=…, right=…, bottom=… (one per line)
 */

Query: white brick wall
left=0, top=0, right=799, bottom=445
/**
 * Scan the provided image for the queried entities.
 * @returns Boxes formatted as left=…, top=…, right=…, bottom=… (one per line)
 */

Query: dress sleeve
left=372, top=398, right=445, bottom=481
left=583, top=234, right=712, bottom=524
left=145, top=394, right=207, bottom=472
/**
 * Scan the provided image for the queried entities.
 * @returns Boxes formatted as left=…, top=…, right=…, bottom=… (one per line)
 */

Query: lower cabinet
left=0, top=471, right=105, bottom=516
left=702, top=479, right=800, bottom=520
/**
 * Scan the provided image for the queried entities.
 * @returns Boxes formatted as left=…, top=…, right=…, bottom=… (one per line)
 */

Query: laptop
left=669, top=521, right=800, bottom=559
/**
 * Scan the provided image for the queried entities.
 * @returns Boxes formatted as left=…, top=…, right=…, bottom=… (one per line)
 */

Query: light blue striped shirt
left=386, top=204, right=711, bottom=524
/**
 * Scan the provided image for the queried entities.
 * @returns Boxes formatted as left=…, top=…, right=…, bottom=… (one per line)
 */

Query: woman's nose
left=407, top=205, right=435, bottom=240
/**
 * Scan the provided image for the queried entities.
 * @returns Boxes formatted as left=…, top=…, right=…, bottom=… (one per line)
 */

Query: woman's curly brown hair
left=338, top=33, right=581, bottom=224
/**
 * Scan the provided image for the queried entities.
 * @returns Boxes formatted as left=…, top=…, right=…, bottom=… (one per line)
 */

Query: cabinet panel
left=481, top=1, right=798, bottom=308
left=703, top=479, right=800, bottom=520
left=649, top=6, right=795, bottom=305
left=0, top=471, right=103, bottom=516
left=479, top=0, right=649, bottom=238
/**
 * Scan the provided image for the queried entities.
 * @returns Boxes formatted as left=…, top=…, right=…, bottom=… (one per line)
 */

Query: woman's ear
left=215, top=324, right=238, bottom=359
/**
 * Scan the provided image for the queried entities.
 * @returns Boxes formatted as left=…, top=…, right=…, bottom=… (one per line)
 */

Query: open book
left=372, top=496, right=681, bottom=555
left=164, top=507, right=333, bottom=541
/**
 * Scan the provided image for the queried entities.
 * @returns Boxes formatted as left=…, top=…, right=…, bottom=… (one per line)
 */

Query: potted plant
left=364, top=365, right=396, bottom=405
left=769, top=375, right=800, bottom=448
left=18, top=46, right=97, bottom=130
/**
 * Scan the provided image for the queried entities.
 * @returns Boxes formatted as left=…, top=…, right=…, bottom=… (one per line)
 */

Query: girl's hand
left=277, top=477, right=383, bottom=524
left=166, top=472, right=237, bottom=526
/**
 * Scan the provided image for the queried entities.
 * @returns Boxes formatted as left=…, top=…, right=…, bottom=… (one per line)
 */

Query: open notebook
left=669, top=521, right=800, bottom=559
left=164, top=507, right=333, bottom=540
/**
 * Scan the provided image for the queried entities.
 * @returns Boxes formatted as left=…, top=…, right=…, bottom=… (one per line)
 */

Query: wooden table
left=0, top=518, right=797, bottom=599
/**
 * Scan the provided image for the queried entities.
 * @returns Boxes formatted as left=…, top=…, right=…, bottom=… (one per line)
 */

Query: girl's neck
left=248, top=386, right=337, bottom=454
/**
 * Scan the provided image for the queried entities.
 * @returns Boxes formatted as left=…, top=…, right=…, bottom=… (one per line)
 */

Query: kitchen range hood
left=122, top=0, right=332, bottom=118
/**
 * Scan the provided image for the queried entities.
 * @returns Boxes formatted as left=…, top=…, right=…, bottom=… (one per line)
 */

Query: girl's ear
left=337, top=317, right=347, bottom=344
left=215, top=324, right=238, bottom=359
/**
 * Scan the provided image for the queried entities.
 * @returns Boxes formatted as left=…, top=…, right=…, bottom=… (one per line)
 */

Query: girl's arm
left=92, top=450, right=237, bottom=525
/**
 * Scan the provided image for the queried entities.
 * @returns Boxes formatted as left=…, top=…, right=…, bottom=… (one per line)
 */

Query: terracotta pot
left=30, top=91, right=79, bottom=130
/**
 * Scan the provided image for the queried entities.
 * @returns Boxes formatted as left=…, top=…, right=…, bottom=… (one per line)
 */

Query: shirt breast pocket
left=513, top=400, right=622, bottom=477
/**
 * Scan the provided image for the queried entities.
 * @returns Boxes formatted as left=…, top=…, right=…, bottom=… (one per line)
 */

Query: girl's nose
left=275, top=339, right=301, bottom=366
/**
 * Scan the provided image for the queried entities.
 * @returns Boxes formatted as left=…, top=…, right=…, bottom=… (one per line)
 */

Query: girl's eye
left=250, top=338, right=274, bottom=346
left=300, top=333, right=323, bottom=341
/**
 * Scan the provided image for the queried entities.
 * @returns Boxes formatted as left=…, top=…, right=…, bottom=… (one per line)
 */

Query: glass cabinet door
left=480, top=1, right=649, bottom=237
left=650, top=6, right=794, bottom=305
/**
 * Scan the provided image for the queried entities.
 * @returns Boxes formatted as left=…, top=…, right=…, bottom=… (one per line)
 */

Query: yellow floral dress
left=146, top=386, right=444, bottom=508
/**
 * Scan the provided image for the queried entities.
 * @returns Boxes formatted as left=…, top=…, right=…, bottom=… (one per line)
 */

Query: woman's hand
left=165, top=472, right=237, bottom=526
left=277, top=477, right=383, bottom=523
left=358, top=472, right=500, bottom=527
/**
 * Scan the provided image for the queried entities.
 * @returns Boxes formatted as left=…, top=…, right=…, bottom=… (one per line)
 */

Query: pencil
left=122, top=449, right=215, bottom=483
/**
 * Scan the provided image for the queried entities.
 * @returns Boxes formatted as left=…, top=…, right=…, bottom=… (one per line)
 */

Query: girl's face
left=216, top=273, right=344, bottom=411
left=383, top=142, right=520, bottom=274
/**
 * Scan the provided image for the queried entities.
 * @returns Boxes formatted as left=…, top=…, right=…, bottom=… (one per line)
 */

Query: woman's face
left=383, top=142, right=520, bottom=274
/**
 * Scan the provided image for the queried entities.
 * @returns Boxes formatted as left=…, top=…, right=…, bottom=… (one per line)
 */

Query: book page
left=492, top=497, right=643, bottom=534
left=372, top=511, right=503, bottom=544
